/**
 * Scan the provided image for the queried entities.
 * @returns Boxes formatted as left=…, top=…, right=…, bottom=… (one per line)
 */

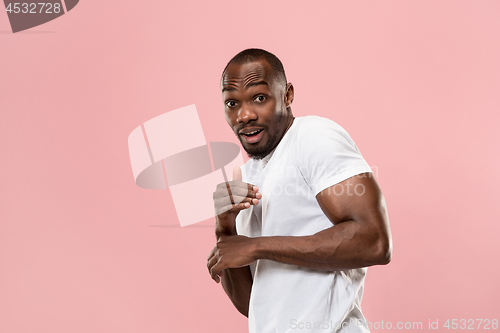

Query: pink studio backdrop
left=1, top=1, right=499, bottom=332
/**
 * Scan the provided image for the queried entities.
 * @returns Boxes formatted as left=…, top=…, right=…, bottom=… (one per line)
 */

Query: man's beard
left=237, top=114, right=288, bottom=160
left=238, top=126, right=277, bottom=160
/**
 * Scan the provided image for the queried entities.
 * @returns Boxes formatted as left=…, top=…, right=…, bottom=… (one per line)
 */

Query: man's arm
left=209, top=173, right=392, bottom=277
left=208, top=225, right=254, bottom=317
left=220, top=263, right=253, bottom=317
left=207, top=167, right=260, bottom=317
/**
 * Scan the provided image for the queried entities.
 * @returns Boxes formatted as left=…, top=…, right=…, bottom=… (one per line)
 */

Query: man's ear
left=285, top=83, right=294, bottom=108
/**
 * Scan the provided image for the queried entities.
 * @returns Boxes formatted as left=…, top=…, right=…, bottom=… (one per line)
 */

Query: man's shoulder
left=294, top=115, right=351, bottom=142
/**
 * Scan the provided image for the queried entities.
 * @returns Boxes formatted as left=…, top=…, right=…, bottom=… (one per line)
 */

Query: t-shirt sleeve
left=295, top=117, right=373, bottom=196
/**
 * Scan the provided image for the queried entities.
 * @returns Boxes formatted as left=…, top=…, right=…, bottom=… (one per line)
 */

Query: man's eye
left=226, top=101, right=237, bottom=107
left=254, top=95, right=266, bottom=102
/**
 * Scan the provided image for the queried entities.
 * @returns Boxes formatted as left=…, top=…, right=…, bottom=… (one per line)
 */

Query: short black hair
left=222, top=48, right=287, bottom=85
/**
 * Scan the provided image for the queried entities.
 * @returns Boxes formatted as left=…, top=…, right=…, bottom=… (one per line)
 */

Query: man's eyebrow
left=244, top=80, right=268, bottom=89
left=222, top=86, right=237, bottom=93
left=222, top=81, right=269, bottom=93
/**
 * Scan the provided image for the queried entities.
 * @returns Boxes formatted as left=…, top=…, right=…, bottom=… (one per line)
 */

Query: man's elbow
left=233, top=303, right=249, bottom=318
left=373, top=236, right=392, bottom=265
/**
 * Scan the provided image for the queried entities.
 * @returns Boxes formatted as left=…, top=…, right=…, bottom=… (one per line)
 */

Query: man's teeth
left=244, top=130, right=262, bottom=136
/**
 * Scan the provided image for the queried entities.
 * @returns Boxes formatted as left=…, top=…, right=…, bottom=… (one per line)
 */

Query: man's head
left=221, top=48, right=294, bottom=160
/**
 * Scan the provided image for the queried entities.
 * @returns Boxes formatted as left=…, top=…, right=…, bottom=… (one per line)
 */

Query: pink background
left=1, top=1, right=499, bottom=332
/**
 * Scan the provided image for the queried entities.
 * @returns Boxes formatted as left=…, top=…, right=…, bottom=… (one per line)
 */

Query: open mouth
left=240, top=129, right=264, bottom=143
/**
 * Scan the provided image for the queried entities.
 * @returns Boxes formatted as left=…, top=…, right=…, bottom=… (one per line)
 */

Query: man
left=207, top=48, right=392, bottom=333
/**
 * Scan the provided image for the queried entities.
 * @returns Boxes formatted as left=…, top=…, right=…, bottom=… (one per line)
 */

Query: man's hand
left=207, top=235, right=257, bottom=283
left=213, top=166, right=261, bottom=238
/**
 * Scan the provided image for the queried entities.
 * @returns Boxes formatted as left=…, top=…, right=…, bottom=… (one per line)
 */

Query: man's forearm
left=253, top=220, right=392, bottom=271
left=220, top=265, right=253, bottom=317
left=215, top=221, right=253, bottom=317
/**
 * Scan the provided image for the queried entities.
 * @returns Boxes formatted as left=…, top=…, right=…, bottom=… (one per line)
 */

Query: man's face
left=221, top=59, right=294, bottom=160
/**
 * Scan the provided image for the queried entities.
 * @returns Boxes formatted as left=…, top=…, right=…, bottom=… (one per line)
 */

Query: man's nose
left=236, top=104, right=257, bottom=123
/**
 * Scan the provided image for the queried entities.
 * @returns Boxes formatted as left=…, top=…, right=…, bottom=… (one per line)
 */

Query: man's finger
left=207, top=246, right=217, bottom=261
left=207, top=253, right=218, bottom=272
left=216, top=200, right=258, bottom=215
left=217, top=194, right=257, bottom=208
left=228, top=166, right=243, bottom=205
left=232, top=165, right=242, bottom=181
left=217, top=185, right=259, bottom=199
left=210, top=260, right=225, bottom=283
left=216, top=180, right=257, bottom=192
left=228, top=166, right=259, bottom=206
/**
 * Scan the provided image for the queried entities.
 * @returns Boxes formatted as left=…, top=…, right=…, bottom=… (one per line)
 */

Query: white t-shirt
left=235, top=116, right=373, bottom=333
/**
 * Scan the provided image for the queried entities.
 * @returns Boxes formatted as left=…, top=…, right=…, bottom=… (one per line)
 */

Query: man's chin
left=243, top=145, right=273, bottom=160
left=247, top=152, right=265, bottom=160
left=238, top=135, right=274, bottom=160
